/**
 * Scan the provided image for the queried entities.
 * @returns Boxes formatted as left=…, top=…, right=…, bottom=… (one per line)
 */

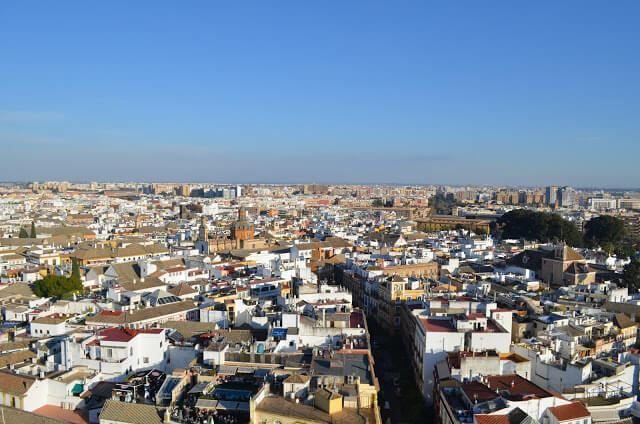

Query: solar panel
left=157, top=295, right=181, bottom=305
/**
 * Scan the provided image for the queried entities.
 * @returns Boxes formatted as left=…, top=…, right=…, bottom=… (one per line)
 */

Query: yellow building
left=415, top=216, right=490, bottom=234
left=314, top=388, right=343, bottom=414
left=378, top=275, right=426, bottom=330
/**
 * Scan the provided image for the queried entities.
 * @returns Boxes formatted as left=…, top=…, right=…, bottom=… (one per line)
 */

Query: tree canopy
left=18, top=228, right=29, bottom=238
left=496, top=209, right=583, bottom=247
left=429, top=194, right=461, bottom=215
left=623, top=259, right=640, bottom=293
left=583, top=215, right=637, bottom=256
left=71, top=258, right=81, bottom=281
left=372, top=198, right=385, bottom=207
left=30, top=221, right=37, bottom=238
left=584, top=215, right=626, bottom=248
left=614, top=244, right=637, bottom=258
left=33, top=275, right=83, bottom=298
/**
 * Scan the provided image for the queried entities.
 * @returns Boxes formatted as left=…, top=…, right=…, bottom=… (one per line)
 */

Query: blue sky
left=1, top=1, right=638, bottom=187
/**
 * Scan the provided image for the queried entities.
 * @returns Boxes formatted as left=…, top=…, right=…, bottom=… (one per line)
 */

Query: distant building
left=546, top=185, right=559, bottom=206
left=558, top=186, right=577, bottom=208
left=303, top=184, right=329, bottom=195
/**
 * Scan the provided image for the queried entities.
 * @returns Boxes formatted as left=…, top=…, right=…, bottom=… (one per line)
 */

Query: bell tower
left=198, top=215, right=208, bottom=241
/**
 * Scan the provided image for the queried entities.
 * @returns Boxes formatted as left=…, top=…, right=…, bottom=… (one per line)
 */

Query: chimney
left=511, top=380, right=515, bottom=388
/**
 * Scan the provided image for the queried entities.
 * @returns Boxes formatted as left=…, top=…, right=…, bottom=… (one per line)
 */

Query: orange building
left=230, top=207, right=254, bottom=241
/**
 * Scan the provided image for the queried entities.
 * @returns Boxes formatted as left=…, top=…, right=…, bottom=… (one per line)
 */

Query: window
left=144, top=357, right=149, bottom=364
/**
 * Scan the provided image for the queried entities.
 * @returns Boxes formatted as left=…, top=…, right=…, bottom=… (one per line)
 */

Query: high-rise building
left=558, top=186, right=576, bottom=208
left=545, top=186, right=559, bottom=206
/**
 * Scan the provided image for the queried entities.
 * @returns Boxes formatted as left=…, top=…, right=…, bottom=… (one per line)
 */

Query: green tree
left=496, top=209, right=583, bottom=246
left=30, top=221, right=37, bottom=238
left=584, top=215, right=626, bottom=249
left=475, top=226, right=488, bottom=235
left=429, top=194, right=461, bottom=215
left=614, top=244, right=637, bottom=258
left=71, top=258, right=81, bottom=281
left=623, top=259, right=640, bottom=293
left=33, top=275, right=83, bottom=298
left=18, top=228, right=29, bottom=238
left=372, top=198, right=385, bottom=207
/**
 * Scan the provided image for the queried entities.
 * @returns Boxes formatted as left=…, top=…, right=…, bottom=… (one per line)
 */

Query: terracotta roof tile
left=548, top=402, right=590, bottom=421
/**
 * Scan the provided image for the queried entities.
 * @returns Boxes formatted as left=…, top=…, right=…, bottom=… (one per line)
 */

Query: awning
left=217, top=365, right=237, bottom=375
left=195, top=399, right=249, bottom=412
left=236, top=366, right=255, bottom=374
left=195, top=399, right=219, bottom=409
left=71, top=383, right=84, bottom=395
left=188, top=382, right=209, bottom=395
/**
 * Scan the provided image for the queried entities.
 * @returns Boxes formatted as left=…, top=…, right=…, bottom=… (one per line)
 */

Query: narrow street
left=369, top=320, right=432, bottom=424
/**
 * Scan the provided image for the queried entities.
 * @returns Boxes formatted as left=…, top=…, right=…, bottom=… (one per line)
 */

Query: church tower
left=231, top=207, right=254, bottom=241
left=198, top=215, right=208, bottom=241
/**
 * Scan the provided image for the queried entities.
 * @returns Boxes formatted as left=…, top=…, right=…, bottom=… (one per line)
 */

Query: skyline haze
left=1, top=1, right=639, bottom=187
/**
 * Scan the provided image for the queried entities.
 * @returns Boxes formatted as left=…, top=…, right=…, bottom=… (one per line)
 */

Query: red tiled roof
left=485, top=374, right=552, bottom=400
left=32, top=405, right=89, bottom=424
left=474, top=414, right=509, bottom=424
left=165, top=266, right=186, bottom=273
left=461, top=381, right=500, bottom=403
left=421, top=318, right=456, bottom=332
left=548, top=402, right=590, bottom=421
left=99, top=327, right=163, bottom=343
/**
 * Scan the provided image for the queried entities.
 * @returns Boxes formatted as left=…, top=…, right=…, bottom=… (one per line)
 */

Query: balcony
left=102, top=355, right=128, bottom=363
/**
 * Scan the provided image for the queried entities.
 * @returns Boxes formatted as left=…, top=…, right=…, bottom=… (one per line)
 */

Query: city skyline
left=3, top=181, right=640, bottom=192
left=2, top=1, right=639, bottom=186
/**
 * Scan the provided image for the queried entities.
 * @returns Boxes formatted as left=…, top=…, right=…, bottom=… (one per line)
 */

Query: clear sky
left=1, top=1, right=638, bottom=187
